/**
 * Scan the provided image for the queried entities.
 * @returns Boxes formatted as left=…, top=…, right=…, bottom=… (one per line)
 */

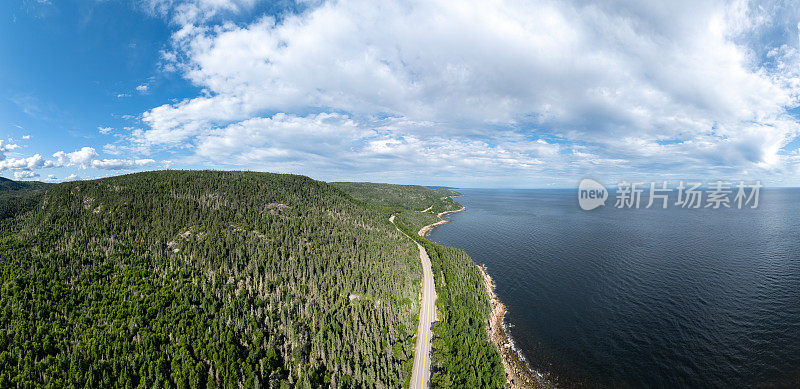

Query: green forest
left=0, top=171, right=503, bottom=388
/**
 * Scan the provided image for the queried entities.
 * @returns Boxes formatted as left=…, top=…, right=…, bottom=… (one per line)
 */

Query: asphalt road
left=409, top=241, right=436, bottom=389
left=389, top=215, right=436, bottom=389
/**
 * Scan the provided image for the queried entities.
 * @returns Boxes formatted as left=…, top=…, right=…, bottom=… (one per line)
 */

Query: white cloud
left=98, top=126, right=113, bottom=135
left=51, top=147, right=99, bottom=169
left=185, top=112, right=572, bottom=183
left=21, top=135, right=30, bottom=140
left=13, top=170, right=39, bottom=180
left=0, top=155, right=44, bottom=171
left=46, top=147, right=159, bottom=171
left=43, top=173, right=81, bottom=183
left=136, top=84, right=149, bottom=93
left=143, top=0, right=257, bottom=24
left=91, top=158, right=157, bottom=170
left=0, top=141, right=20, bottom=150
left=0, top=140, right=21, bottom=160
left=130, top=0, right=800, bottom=184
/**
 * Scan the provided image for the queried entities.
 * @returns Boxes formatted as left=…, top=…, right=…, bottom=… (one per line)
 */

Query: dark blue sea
left=427, top=188, right=800, bottom=387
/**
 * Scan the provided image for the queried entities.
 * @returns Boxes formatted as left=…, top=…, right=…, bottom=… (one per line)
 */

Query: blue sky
left=1, top=0, right=799, bottom=187
left=1, top=0, right=196, bottom=180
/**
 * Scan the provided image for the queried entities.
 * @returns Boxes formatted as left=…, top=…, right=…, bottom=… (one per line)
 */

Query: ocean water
left=427, top=188, right=800, bottom=387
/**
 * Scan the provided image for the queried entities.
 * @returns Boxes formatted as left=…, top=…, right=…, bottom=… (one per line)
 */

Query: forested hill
left=0, top=177, right=50, bottom=192
left=0, top=171, right=430, bottom=387
left=330, top=182, right=461, bottom=215
left=0, top=177, right=51, bottom=220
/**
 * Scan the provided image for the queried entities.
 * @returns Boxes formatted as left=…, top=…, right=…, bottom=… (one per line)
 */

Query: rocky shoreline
left=420, top=203, right=552, bottom=388
left=479, top=264, right=552, bottom=389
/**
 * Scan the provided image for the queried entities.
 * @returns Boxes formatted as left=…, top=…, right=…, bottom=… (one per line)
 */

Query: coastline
left=420, top=204, right=549, bottom=388
left=478, top=264, right=550, bottom=389
left=418, top=207, right=467, bottom=237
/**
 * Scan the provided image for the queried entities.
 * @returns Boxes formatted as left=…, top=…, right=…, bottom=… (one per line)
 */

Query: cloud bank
left=0, top=143, right=158, bottom=182
left=127, top=0, right=800, bottom=185
left=11, top=0, right=800, bottom=186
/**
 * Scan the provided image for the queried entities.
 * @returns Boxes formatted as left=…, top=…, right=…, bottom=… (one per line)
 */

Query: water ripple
left=429, top=188, right=800, bottom=387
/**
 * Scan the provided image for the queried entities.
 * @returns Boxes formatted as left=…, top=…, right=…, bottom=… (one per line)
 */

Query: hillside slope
left=0, top=171, right=425, bottom=388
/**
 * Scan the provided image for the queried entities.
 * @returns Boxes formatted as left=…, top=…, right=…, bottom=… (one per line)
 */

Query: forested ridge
left=0, top=171, right=504, bottom=388
left=0, top=178, right=51, bottom=221
left=330, top=183, right=461, bottom=216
